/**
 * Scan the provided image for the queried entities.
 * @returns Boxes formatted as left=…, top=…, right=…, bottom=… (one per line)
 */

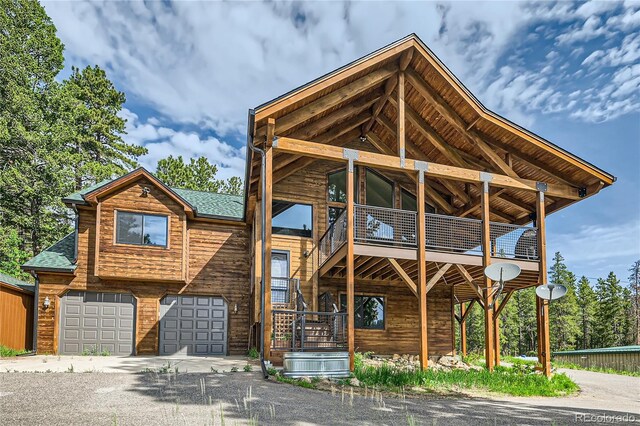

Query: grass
left=247, top=347, right=259, bottom=359
left=0, top=345, right=28, bottom=357
left=81, top=346, right=111, bottom=356
left=354, top=354, right=578, bottom=397
left=275, top=374, right=318, bottom=389
left=554, top=361, right=640, bottom=377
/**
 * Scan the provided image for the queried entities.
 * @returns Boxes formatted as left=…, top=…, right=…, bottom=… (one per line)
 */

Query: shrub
left=247, top=347, right=259, bottom=359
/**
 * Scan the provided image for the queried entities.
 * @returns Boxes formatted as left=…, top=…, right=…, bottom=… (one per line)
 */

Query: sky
left=44, top=0, right=639, bottom=284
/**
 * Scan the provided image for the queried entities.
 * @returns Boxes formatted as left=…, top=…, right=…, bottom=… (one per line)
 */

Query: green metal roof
left=22, top=233, right=76, bottom=273
left=172, top=188, right=243, bottom=219
left=0, top=272, right=35, bottom=293
left=553, top=345, right=640, bottom=356
left=62, top=171, right=244, bottom=220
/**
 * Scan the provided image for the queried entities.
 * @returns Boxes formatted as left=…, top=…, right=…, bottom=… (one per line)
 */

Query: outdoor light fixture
left=43, top=296, right=51, bottom=309
left=303, top=250, right=310, bottom=258
left=141, top=186, right=151, bottom=197
left=233, top=303, right=238, bottom=314
left=359, top=135, right=367, bottom=142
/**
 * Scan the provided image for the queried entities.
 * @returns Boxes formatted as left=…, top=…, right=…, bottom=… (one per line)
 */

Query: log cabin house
left=23, top=34, right=614, bottom=376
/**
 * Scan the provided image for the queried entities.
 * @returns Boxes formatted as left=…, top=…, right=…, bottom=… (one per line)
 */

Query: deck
left=319, top=204, right=540, bottom=302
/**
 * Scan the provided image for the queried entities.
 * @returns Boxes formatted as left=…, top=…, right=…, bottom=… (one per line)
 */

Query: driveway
left=0, top=363, right=638, bottom=425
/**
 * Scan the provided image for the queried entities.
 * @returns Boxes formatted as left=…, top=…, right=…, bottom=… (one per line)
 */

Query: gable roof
left=22, top=233, right=77, bottom=273
left=64, top=168, right=244, bottom=221
left=0, top=272, right=35, bottom=293
left=246, top=33, right=615, bottom=224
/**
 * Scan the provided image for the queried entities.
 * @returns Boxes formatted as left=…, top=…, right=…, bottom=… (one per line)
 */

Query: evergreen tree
left=548, top=252, right=579, bottom=351
left=593, top=272, right=626, bottom=348
left=629, top=260, right=640, bottom=344
left=575, top=276, right=596, bottom=349
left=156, top=155, right=243, bottom=195
left=58, top=65, right=147, bottom=190
left=0, top=0, right=70, bottom=256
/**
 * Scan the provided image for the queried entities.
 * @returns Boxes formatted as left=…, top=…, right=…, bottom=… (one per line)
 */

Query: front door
left=271, top=251, right=290, bottom=305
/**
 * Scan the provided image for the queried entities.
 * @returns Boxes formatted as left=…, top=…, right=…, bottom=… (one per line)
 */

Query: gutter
left=246, top=108, right=269, bottom=379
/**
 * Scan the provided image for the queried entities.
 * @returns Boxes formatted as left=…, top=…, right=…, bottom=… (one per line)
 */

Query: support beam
left=405, top=68, right=518, bottom=178
left=481, top=181, right=495, bottom=372
left=425, top=263, right=452, bottom=293
left=397, top=71, right=406, bottom=161
left=416, top=168, right=429, bottom=370
left=454, top=264, right=483, bottom=300
left=346, top=159, right=356, bottom=371
left=271, top=136, right=583, bottom=199
left=263, top=118, right=275, bottom=361
left=536, top=191, right=551, bottom=377
left=387, top=258, right=418, bottom=297
left=460, top=302, right=467, bottom=357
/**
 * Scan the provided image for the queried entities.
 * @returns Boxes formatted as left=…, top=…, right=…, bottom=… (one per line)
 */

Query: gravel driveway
left=1, top=368, right=638, bottom=425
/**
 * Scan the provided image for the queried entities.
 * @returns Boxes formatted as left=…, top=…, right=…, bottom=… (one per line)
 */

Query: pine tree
left=156, top=155, right=243, bottom=195
left=548, top=252, right=579, bottom=351
left=0, top=0, right=70, bottom=256
left=593, top=272, right=626, bottom=348
left=629, top=260, right=640, bottom=345
left=575, top=276, right=596, bottom=349
left=58, top=65, right=147, bottom=190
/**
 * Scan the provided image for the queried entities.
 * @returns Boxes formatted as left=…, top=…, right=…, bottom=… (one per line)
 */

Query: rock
left=392, top=354, right=401, bottom=360
left=300, top=376, right=312, bottom=383
left=350, top=377, right=361, bottom=387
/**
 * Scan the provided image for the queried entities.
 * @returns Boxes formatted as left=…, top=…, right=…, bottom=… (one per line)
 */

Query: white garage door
left=159, top=295, right=228, bottom=355
left=59, top=291, right=136, bottom=355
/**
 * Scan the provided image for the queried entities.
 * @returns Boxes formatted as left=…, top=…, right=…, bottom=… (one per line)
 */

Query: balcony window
left=339, top=294, right=385, bottom=330
left=272, top=201, right=313, bottom=238
left=366, top=169, right=394, bottom=209
left=328, top=206, right=345, bottom=226
left=116, top=211, right=168, bottom=247
left=401, top=189, right=435, bottom=213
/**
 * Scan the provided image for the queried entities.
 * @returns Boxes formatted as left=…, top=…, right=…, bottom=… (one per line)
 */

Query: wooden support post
left=346, top=158, right=356, bottom=371
left=263, top=118, right=275, bottom=361
left=494, top=306, right=501, bottom=366
left=481, top=180, right=495, bottom=371
left=416, top=167, right=428, bottom=370
left=460, top=303, right=467, bottom=357
left=397, top=72, right=406, bottom=162
left=536, top=190, right=551, bottom=377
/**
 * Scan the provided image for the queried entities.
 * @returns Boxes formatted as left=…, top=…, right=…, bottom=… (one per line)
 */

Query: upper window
left=339, top=294, right=385, bottom=330
left=366, top=169, right=394, bottom=209
left=116, top=211, right=168, bottom=247
left=272, top=201, right=313, bottom=238
left=401, top=189, right=436, bottom=213
left=327, top=169, right=358, bottom=203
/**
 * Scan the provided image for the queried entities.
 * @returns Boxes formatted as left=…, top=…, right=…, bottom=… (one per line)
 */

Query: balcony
left=319, top=204, right=538, bottom=267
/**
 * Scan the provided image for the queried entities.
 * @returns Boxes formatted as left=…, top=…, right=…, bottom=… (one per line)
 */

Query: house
left=0, top=272, right=35, bottom=351
left=23, top=34, right=614, bottom=376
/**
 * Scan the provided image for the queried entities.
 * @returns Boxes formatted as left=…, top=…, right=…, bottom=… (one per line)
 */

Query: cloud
left=121, top=109, right=245, bottom=181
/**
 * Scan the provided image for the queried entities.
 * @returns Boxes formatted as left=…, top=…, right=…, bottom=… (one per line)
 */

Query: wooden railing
left=318, top=205, right=538, bottom=265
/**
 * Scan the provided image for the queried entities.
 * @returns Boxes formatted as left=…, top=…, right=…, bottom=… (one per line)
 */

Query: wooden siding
left=96, top=178, right=187, bottom=282
left=35, top=177, right=251, bottom=355
left=0, top=284, right=34, bottom=351
left=320, top=279, right=454, bottom=356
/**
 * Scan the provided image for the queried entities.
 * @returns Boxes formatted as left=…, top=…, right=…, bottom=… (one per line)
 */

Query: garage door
left=59, top=291, right=136, bottom=355
left=159, top=295, right=227, bottom=355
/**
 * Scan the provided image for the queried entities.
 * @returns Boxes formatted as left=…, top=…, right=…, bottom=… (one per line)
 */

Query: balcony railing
left=318, top=204, right=538, bottom=264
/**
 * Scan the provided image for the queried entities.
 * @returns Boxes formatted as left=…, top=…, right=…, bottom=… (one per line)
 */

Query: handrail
left=271, top=309, right=348, bottom=352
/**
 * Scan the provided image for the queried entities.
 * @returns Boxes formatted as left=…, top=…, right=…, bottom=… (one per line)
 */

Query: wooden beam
left=346, top=160, right=356, bottom=371
left=273, top=65, right=397, bottom=136
left=263, top=118, right=275, bottom=361
left=495, top=290, right=514, bottom=317
left=397, top=71, right=406, bottom=160
left=387, top=258, right=418, bottom=297
left=416, top=167, right=429, bottom=370
left=425, top=263, right=452, bottom=293
left=461, top=299, right=476, bottom=322
left=272, top=136, right=583, bottom=199
left=405, top=68, right=518, bottom=178
left=481, top=181, right=495, bottom=372
left=319, top=244, right=347, bottom=276
left=536, top=191, right=551, bottom=377
left=455, top=264, right=483, bottom=300
left=460, top=302, right=468, bottom=356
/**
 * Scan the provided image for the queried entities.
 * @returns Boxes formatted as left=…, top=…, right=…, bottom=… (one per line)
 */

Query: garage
left=59, top=291, right=136, bottom=355
left=159, top=295, right=228, bottom=355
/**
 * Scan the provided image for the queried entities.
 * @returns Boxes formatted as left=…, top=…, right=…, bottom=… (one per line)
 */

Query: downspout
left=28, top=270, right=39, bottom=353
left=246, top=109, right=269, bottom=379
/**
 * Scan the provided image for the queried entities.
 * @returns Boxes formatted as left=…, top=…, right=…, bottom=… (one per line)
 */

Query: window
left=271, top=251, right=290, bottom=304
left=401, top=189, right=436, bottom=213
left=328, top=206, right=345, bottom=226
left=327, top=169, right=358, bottom=203
left=339, top=295, right=385, bottom=330
left=272, top=201, right=313, bottom=238
left=366, top=169, right=394, bottom=208
left=116, top=211, right=168, bottom=247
